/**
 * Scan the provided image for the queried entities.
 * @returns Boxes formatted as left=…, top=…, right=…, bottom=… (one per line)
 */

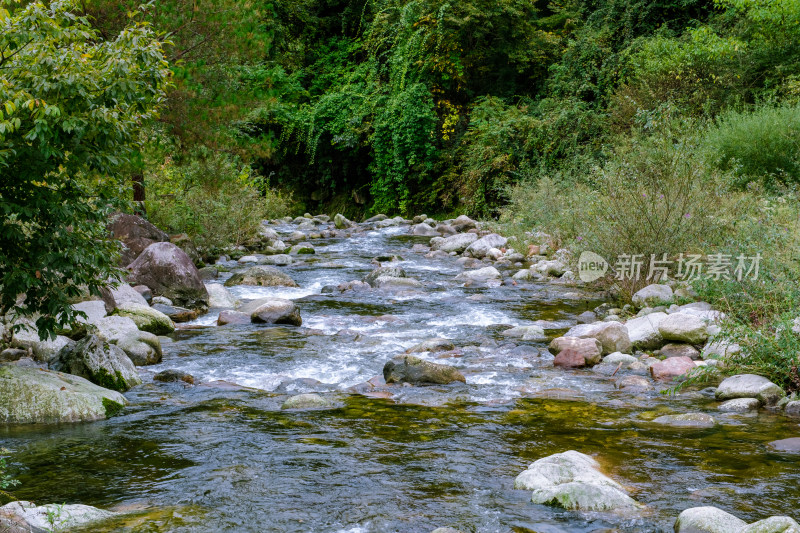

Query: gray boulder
left=674, top=507, right=747, bottom=533
left=7, top=320, right=73, bottom=365
left=55, top=335, right=141, bottom=392
left=631, top=283, right=674, bottom=308
left=109, top=282, right=149, bottom=307
left=364, top=266, right=406, bottom=287
left=225, top=266, right=298, bottom=288
left=740, top=516, right=800, bottom=533
left=718, top=398, right=761, bottom=412
left=431, top=233, right=478, bottom=253
left=0, top=365, right=127, bottom=424
left=407, top=338, right=455, bottom=353
left=373, top=276, right=423, bottom=290
left=126, top=242, right=209, bottom=310
left=410, top=223, right=439, bottom=236
left=113, top=304, right=175, bottom=335
left=455, top=266, right=501, bottom=283
left=564, top=321, right=632, bottom=355
left=465, top=233, right=507, bottom=258
left=92, top=316, right=162, bottom=366
left=241, top=298, right=302, bottom=326
left=0, top=501, right=116, bottom=532
left=205, top=283, right=238, bottom=308
left=334, top=213, right=353, bottom=229
left=659, top=313, right=708, bottom=344
left=514, top=450, right=641, bottom=512
left=383, top=355, right=466, bottom=385
left=715, top=374, right=785, bottom=406
left=625, top=312, right=668, bottom=350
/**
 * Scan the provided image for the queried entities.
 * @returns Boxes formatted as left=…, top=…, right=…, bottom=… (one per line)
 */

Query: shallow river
left=2, top=224, right=799, bottom=532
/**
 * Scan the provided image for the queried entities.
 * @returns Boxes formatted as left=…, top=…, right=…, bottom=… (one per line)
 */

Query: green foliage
left=0, top=449, right=19, bottom=491
left=144, top=147, right=291, bottom=251
left=706, top=103, right=800, bottom=187
left=0, top=1, right=170, bottom=340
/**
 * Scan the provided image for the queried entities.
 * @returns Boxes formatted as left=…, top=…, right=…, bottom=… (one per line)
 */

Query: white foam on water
left=428, top=308, right=521, bottom=327
left=230, top=282, right=324, bottom=301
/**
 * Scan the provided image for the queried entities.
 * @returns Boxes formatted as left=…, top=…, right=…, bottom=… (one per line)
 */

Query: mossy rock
left=113, top=304, right=175, bottom=335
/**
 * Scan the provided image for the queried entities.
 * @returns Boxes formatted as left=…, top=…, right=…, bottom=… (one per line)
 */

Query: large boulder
left=126, top=242, right=209, bottom=310
left=564, top=322, right=631, bottom=355
left=383, top=355, right=466, bottom=385
left=450, top=214, right=477, bottom=232
left=364, top=266, right=406, bottom=287
left=240, top=298, right=302, bottom=326
left=548, top=337, right=603, bottom=366
left=454, top=266, right=502, bottom=283
left=658, top=313, right=708, bottom=344
left=225, top=266, right=298, bottom=288
left=0, top=501, right=116, bottom=532
left=649, top=356, right=696, bottom=381
left=7, top=320, right=73, bottom=365
left=740, top=516, right=800, bottom=533
left=410, top=223, right=439, bottom=237
left=465, top=233, right=508, bottom=259
left=205, top=283, right=238, bottom=308
left=93, top=316, right=162, bottom=366
left=54, top=335, right=141, bottom=392
left=431, top=233, right=478, bottom=253
left=715, top=374, right=785, bottom=406
left=0, top=365, right=127, bottom=424
left=108, top=213, right=169, bottom=265
left=674, top=507, right=747, bottom=533
left=625, top=312, right=668, bottom=350
left=109, top=282, right=149, bottom=308
left=514, top=451, right=641, bottom=513
left=113, top=304, right=175, bottom=335
left=631, top=284, right=674, bottom=308
left=334, top=213, right=354, bottom=229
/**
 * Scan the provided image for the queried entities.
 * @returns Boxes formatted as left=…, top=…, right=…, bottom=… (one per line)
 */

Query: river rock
left=767, top=438, right=800, bottom=453
left=93, top=316, right=162, bottom=366
left=411, top=223, right=439, bottom=236
left=364, top=266, right=406, bottom=287
left=225, top=265, right=298, bottom=288
left=431, top=233, right=478, bottom=253
left=242, top=299, right=302, bottom=326
left=154, top=369, right=195, bottom=384
left=652, top=413, right=716, bottom=428
left=674, top=506, right=747, bottom=533
left=205, top=283, right=238, bottom=308
left=465, top=233, right=507, bottom=259
left=450, top=214, right=477, bottom=232
left=109, top=213, right=169, bottom=264
left=71, top=300, right=109, bottom=324
left=290, top=242, right=315, bottom=254
left=513, top=450, right=640, bottom=512
left=383, top=355, right=466, bottom=385
left=407, top=339, right=456, bottom=353
left=616, top=375, right=653, bottom=391
left=715, top=374, right=785, bottom=406
left=702, top=340, right=742, bottom=360
left=151, top=303, right=198, bottom=323
left=262, top=254, right=293, bottom=266
left=553, top=348, right=590, bottom=368
left=740, top=516, right=800, bottom=533
left=649, top=356, right=695, bottom=381
left=7, top=321, right=73, bottom=365
left=198, top=266, right=219, bottom=280
left=431, top=528, right=465, bottom=533
left=658, top=343, right=701, bottom=360
left=455, top=266, right=501, bottom=282
left=718, top=398, right=761, bottom=412
left=785, top=401, right=800, bottom=417
left=110, top=282, right=149, bottom=307
left=659, top=313, right=708, bottom=344
left=54, top=335, right=141, bottom=392
left=631, top=284, right=674, bottom=308
left=564, top=322, right=631, bottom=355
left=114, top=304, right=175, bottom=335
left=0, top=365, right=127, bottom=423
left=126, top=242, right=209, bottom=310
left=334, top=213, right=353, bottom=229
left=534, top=260, right=567, bottom=277
left=549, top=337, right=603, bottom=365
left=502, top=325, right=547, bottom=342
left=217, top=310, right=251, bottom=326
left=625, top=312, right=668, bottom=350
left=281, top=393, right=332, bottom=409
left=0, top=500, right=116, bottom=532
left=373, top=276, right=423, bottom=290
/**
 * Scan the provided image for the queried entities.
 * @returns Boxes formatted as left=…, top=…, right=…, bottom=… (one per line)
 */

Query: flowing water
left=2, top=223, right=799, bottom=532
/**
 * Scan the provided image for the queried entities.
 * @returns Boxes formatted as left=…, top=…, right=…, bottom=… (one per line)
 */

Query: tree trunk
left=132, top=172, right=146, bottom=216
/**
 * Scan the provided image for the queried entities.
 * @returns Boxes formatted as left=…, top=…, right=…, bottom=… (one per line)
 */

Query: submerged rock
left=674, top=506, right=747, bottom=533
left=383, top=355, right=466, bottom=385
left=651, top=413, right=716, bottom=428
left=0, top=365, right=127, bottom=424
left=514, top=450, right=641, bottom=512
left=54, top=335, right=141, bottom=392
left=154, top=369, right=195, bottom=384
left=225, top=266, right=298, bottom=288
left=0, top=501, right=116, bottom=532
left=767, top=438, right=800, bottom=454
left=281, top=393, right=332, bottom=409
left=715, top=374, right=785, bottom=406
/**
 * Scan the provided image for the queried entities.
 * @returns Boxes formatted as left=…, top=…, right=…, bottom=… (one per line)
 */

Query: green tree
left=0, top=0, right=170, bottom=340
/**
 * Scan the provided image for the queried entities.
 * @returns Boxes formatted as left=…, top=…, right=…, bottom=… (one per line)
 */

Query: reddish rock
left=553, top=348, right=587, bottom=368
left=217, top=310, right=250, bottom=326
left=649, top=356, right=696, bottom=381
left=109, top=213, right=169, bottom=265
left=549, top=337, right=603, bottom=365
left=126, top=242, right=209, bottom=310
left=658, top=343, right=701, bottom=360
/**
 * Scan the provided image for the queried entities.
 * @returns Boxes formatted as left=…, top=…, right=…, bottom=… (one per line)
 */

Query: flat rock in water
left=0, top=365, right=127, bottom=424
left=514, top=450, right=641, bottom=513
left=651, top=413, right=716, bottom=428
left=282, top=393, right=332, bottom=409
left=225, top=265, right=298, bottom=288
left=383, top=355, right=465, bottom=385
left=718, top=398, right=760, bottom=412
left=767, top=438, right=800, bottom=454
left=715, top=374, right=785, bottom=406
left=674, top=506, right=747, bottom=533
left=0, top=501, right=116, bottom=532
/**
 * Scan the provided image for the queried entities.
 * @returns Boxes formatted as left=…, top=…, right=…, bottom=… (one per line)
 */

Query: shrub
left=706, top=103, right=800, bottom=188
left=144, top=148, right=291, bottom=251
